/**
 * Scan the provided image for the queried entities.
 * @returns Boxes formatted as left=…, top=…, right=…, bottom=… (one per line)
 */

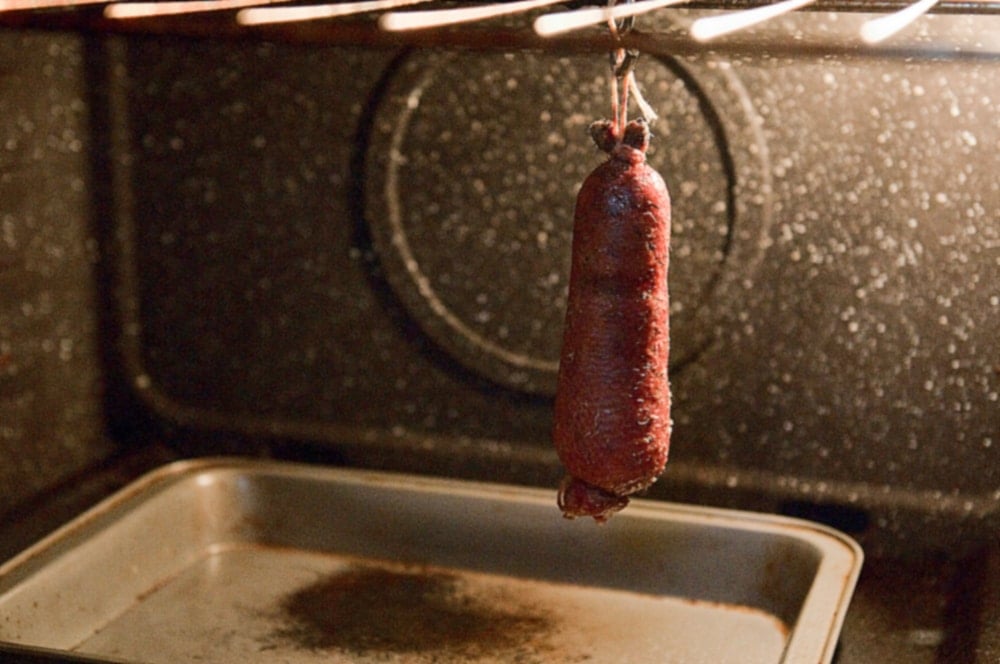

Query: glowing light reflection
left=380, top=0, right=564, bottom=31
left=106, top=0, right=272, bottom=19
left=860, top=0, right=939, bottom=43
left=237, top=0, right=430, bottom=26
left=690, top=0, right=817, bottom=41
left=534, top=0, right=689, bottom=37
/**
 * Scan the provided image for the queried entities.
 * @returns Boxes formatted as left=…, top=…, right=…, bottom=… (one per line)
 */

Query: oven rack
left=0, top=2, right=997, bottom=62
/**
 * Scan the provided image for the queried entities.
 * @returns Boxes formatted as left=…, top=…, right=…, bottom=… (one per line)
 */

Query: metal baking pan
left=0, top=458, right=861, bottom=663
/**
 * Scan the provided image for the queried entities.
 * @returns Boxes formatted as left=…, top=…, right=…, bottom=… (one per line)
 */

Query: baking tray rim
left=0, top=455, right=864, bottom=568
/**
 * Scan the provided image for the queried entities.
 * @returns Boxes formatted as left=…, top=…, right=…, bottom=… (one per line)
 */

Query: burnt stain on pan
left=268, top=563, right=587, bottom=662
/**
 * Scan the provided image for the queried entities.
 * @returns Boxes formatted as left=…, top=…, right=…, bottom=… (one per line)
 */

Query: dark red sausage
left=553, top=119, right=671, bottom=522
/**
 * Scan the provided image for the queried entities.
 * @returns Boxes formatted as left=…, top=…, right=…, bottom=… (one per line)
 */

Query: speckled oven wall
left=0, top=32, right=117, bottom=517
left=103, top=17, right=999, bottom=550
left=0, top=15, right=997, bottom=552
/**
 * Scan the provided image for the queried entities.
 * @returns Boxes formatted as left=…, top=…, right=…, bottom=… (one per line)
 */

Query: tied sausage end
left=589, top=118, right=651, bottom=158
left=557, top=475, right=630, bottom=523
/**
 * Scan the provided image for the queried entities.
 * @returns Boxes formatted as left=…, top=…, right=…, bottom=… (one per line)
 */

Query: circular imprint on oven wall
left=364, top=52, right=771, bottom=396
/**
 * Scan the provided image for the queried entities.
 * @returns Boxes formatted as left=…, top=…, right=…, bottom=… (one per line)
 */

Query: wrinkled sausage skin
left=554, top=119, right=671, bottom=523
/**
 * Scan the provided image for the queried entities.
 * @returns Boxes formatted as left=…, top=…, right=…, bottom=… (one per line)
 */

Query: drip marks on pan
left=268, top=563, right=565, bottom=662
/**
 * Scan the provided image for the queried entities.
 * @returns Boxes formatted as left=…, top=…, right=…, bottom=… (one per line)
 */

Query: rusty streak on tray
left=269, top=563, right=575, bottom=662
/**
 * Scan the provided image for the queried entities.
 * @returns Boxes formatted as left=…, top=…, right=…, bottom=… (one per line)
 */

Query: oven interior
left=0, top=2, right=998, bottom=661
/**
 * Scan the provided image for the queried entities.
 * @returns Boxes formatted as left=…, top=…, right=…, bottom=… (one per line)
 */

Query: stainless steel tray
left=0, top=459, right=861, bottom=663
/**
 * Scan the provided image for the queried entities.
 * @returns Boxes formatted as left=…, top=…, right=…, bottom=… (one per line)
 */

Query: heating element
left=1, top=0, right=999, bottom=52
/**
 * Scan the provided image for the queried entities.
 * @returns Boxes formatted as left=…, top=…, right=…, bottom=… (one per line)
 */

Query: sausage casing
left=554, top=119, right=672, bottom=522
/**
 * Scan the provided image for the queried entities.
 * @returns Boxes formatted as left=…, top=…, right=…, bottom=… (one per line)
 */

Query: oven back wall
left=112, top=26, right=1000, bottom=539
left=0, top=32, right=118, bottom=517
left=105, top=26, right=1000, bottom=552
left=1, top=19, right=997, bottom=554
